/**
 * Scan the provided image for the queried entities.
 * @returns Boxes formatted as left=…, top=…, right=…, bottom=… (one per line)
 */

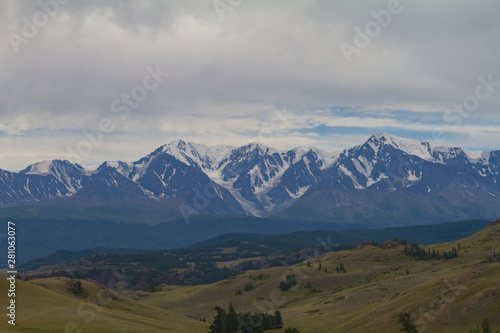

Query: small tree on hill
left=209, top=306, right=226, bottom=333
left=274, top=310, right=283, bottom=328
left=481, top=318, right=492, bottom=333
left=68, top=278, right=87, bottom=296
left=398, top=312, right=418, bottom=333
left=225, top=303, right=239, bottom=332
left=285, top=328, right=301, bottom=333
left=279, top=274, right=297, bottom=291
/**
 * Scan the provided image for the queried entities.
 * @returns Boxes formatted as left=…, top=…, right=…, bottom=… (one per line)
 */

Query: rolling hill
left=3, top=219, right=498, bottom=332
left=136, top=219, right=500, bottom=332
left=0, top=275, right=208, bottom=333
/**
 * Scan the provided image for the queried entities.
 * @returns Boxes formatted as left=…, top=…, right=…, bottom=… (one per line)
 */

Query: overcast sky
left=1, top=0, right=499, bottom=171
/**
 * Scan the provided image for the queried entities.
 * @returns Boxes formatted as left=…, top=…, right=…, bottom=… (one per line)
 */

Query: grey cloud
left=0, top=0, right=499, bottom=169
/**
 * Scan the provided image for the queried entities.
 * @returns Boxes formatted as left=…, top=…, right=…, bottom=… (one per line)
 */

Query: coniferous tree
left=209, top=303, right=287, bottom=332
left=397, top=312, right=418, bottom=333
left=285, top=328, right=301, bottom=333
left=209, top=306, right=226, bottom=333
left=481, top=318, right=492, bottom=333
left=225, top=303, right=239, bottom=332
left=76, top=280, right=83, bottom=293
left=263, top=314, right=273, bottom=330
left=274, top=310, right=283, bottom=328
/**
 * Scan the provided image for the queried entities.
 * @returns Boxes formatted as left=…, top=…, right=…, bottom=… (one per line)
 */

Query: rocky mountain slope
left=1, top=133, right=499, bottom=225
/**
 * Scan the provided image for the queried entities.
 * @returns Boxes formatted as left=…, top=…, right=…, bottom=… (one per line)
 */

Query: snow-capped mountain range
left=1, top=133, right=499, bottom=225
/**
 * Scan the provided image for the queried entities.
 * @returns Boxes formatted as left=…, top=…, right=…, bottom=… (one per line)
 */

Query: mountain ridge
left=1, top=133, right=499, bottom=226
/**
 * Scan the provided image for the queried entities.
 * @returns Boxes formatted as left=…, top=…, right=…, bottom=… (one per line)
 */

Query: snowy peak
left=463, top=149, right=490, bottom=164
left=20, top=159, right=88, bottom=188
left=159, top=140, right=234, bottom=170
left=21, top=159, right=85, bottom=176
left=1, top=135, right=496, bottom=219
left=367, top=133, right=487, bottom=165
left=332, top=133, right=495, bottom=191
left=240, top=142, right=277, bottom=155
left=96, top=161, right=134, bottom=178
left=367, top=133, right=435, bottom=161
left=22, top=160, right=54, bottom=175
left=290, top=147, right=338, bottom=169
left=225, top=143, right=279, bottom=168
left=11, top=159, right=90, bottom=198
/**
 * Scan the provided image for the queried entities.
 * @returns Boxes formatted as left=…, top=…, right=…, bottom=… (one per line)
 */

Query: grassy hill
left=2, top=219, right=498, bottom=332
left=18, top=220, right=490, bottom=289
left=0, top=275, right=208, bottom=333
left=19, top=219, right=490, bottom=271
left=136, top=219, right=500, bottom=332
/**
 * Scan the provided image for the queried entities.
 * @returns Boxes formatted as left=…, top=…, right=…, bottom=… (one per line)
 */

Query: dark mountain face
left=64, top=166, right=151, bottom=208
left=280, top=134, right=500, bottom=226
left=135, top=148, right=245, bottom=215
left=217, top=144, right=332, bottom=214
left=1, top=133, right=499, bottom=227
left=0, top=160, right=91, bottom=207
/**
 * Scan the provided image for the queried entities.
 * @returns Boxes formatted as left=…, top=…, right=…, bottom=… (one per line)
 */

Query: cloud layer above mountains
left=1, top=0, right=499, bottom=170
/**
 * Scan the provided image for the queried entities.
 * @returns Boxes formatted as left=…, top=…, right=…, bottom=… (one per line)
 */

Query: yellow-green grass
left=139, top=221, right=500, bottom=332
left=0, top=275, right=208, bottom=332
